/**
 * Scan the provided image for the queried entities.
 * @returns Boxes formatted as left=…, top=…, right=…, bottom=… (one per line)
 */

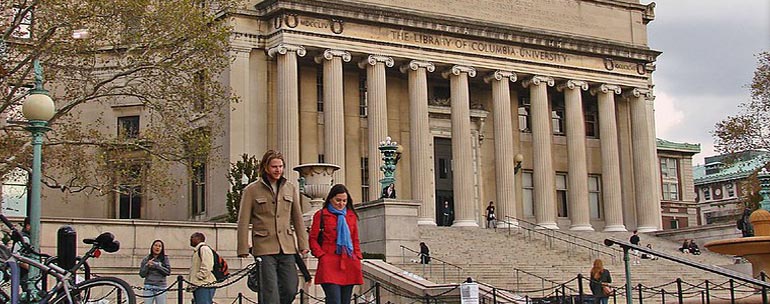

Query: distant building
left=693, top=150, right=770, bottom=225
left=656, top=139, right=700, bottom=230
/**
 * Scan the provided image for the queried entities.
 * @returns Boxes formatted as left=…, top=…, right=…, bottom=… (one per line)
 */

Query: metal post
left=637, top=283, right=643, bottom=304
left=676, top=278, right=683, bottom=304
left=623, top=247, right=632, bottom=304
left=375, top=282, right=381, bottom=304
left=238, top=292, right=243, bottom=304
left=762, top=272, right=767, bottom=304
left=662, top=288, right=666, bottom=304
left=177, top=275, right=184, bottom=304
left=705, top=280, right=710, bottom=304
left=26, top=120, right=48, bottom=297
left=729, top=279, right=735, bottom=304
left=492, top=287, right=497, bottom=304
left=577, top=273, right=584, bottom=304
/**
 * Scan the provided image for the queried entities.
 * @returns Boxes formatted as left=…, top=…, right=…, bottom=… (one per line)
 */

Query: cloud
left=654, top=92, right=684, bottom=138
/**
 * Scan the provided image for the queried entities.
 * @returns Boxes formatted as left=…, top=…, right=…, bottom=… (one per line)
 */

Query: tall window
left=660, top=157, right=680, bottom=201
left=12, top=7, right=33, bottom=39
left=318, top=154, right=325, bottom=163
left=551, top=99, right=565, bottom=135
left=193, top=71, right=206, bottom=112
left=518, top=97, right=531, bottom=132
left=726, top=183, right=735, bottom=198
left=522, top=172, right=534, bottom=217
left=118, top=165, right=142, bottom=219
left=360, top=157, right=369, bottom=202
left=117, top=116, right=140, bottom=139
left=556, top=173, right=568, bottom=217
left=584, top=101, right=599, bottom=138
left=588, top=175, right=602, bottom=219
left=669, top=218, right=680, bottom=229
left=702, top=187, right=711, bottom=201
left=1, top=168, right=28, bottom=216
left=317, top=68, right=324, bottom=112
left=191, top=162, right=206, bottom=215
left=359, top=74, right=368, bottom=117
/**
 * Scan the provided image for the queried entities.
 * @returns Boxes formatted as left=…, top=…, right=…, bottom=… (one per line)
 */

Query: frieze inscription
left=390, top=30, right=570, bottom=63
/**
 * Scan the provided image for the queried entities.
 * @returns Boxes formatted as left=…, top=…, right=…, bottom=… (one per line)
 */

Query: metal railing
left=501, top=216, right=621, bottom=264
left=399, top=245, right=465, bottom=283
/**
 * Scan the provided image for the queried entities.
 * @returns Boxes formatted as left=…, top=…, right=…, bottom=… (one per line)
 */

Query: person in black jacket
left=418, top=242, right=431, bottom=264
left=589, top=259, right=612, bottom=304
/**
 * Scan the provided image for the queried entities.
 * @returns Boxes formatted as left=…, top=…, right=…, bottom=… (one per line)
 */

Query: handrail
left=398, top=245, right=464, bottom=271
left=501, top=216, right=620, bottom=264
left=604, top=238, right=770, bottom=288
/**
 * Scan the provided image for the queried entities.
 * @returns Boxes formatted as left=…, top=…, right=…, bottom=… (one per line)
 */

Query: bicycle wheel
left=52, top=276, right=136, bottom=304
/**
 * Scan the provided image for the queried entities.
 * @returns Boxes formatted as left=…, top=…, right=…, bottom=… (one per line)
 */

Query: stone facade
left=656, top=139, right=700, bottom=230
left=5, top=0, right=670, bottom=232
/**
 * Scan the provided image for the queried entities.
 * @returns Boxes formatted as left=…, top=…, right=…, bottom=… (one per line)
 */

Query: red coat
left=309, top=208, right=364, bottom=285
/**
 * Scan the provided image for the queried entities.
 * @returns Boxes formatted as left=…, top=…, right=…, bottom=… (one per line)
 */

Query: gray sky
left=643, top=0, right=770, bottom=165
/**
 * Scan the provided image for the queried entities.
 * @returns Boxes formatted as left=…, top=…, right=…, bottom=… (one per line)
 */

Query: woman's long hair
left=590, top=259, right=604, bottom=280
left=148, top=239, right=166, bottom=261
left=323, top=184, right=357, bottom=217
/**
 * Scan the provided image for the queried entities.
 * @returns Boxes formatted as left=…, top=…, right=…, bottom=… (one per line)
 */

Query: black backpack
left=198, top=245, right=230, bottom=281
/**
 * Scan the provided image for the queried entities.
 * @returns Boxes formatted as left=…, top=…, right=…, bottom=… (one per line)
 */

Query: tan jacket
left=237, top=176, right=308, bottom=256
left=189, top=242, right=217, bottom=286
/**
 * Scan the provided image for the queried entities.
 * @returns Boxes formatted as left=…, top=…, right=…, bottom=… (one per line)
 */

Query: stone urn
left=293, top=163, right=341, bottom=225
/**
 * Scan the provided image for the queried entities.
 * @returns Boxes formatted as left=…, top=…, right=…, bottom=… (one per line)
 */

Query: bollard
left=729, top=279, right=735, bottom=304
left=177, top=275, right=184, bottom=304
left=637, top=284, right=643, bottom=304
left=56, top=225, right=77, bottom=272
left=375, top=282, right=381, bottom=304
left=705, top=280, right=710, bottom=304
left=238, top=292, right=243, bottom=304
left=676, top=278, right=683, bottom=304
left=577, top=273, right=584, bottom=304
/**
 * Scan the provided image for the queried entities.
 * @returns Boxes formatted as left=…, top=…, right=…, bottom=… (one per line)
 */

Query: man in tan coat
left=237, top=150, right=309, bottom=304
left=189, top=232, right=217, bottom=303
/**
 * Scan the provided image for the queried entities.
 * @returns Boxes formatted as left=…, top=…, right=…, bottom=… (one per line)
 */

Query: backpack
left=198, top=245, right=230, bottom=281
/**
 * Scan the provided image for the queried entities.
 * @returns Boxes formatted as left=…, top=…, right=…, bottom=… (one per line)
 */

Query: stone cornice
left=250, top=0, right=661, bottom=63
left=557, top=80, right=589, bottom=92
left=483, top=70, right=517, bottom=83
left=522, top=75, right=555, bottom=88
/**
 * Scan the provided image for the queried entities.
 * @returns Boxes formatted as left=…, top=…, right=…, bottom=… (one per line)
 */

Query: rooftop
left=693, top=151, right=770, bottom=185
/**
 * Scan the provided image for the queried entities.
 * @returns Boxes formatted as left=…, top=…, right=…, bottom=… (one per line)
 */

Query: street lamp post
left=22, top=60, right=55, bottom=298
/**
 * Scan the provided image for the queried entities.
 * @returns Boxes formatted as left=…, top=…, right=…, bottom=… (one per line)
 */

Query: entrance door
left=434, top=138, right=454, bottom=226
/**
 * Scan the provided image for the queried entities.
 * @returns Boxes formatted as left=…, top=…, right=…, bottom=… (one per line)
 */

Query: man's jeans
left=193, top=287, right=215, bottom=304
left=258, top=254, right=298, bottom=304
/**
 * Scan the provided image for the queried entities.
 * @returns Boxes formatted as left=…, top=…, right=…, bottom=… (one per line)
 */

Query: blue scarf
left=326, top=205, right=353, bottom=257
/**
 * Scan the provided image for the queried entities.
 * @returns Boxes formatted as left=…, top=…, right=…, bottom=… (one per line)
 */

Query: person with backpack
left=309, top=184, right=363, bottom=304
left=139, top=239, right=171, bottom=304
left=237, top=150, right=309, bottom=304
left=189, top=232, right=216, bottom=304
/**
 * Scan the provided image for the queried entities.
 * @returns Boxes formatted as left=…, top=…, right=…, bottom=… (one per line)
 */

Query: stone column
left=484, top=70, right=519, bottom=226
left=401, top=60, right=436, bottom=225
left=441, top=65, right=478, bottom=227
left=627, top=88, right=659, bottom=232
left=592, top=84, right=627, bottom=232
left=267, top=44, right=306, bottom=183
left=557, top=80, right=592, bottom=231
left=315, top=49, right=351, bottom=184
left=358, top=55, right=394, bottom=201
left=522, top=75, right=558, bottom=229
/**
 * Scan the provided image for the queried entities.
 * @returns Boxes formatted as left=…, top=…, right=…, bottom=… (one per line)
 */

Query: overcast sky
left=642, top=0, right=770, bottom=165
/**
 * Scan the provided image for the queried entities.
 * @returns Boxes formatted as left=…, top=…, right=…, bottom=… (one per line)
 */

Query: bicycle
left=0, top=214, right=136, bottom=303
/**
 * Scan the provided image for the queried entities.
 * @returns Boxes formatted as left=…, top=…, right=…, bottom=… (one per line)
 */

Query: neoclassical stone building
left=11, top=0, right=666, bottom=232
left=216, top=0, right=661, bottom=232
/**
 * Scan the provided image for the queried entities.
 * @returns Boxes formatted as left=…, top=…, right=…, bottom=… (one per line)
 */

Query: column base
left=534, top=222, right=559, bottom=230
left=636, top=226, right=659, bottom=233
left=603, top=225, right=628, bottom=232
left=417, top=219, right=437, bottom=226
left=569, top=224, right=594, bottom=231
left=452, top=220, right=479, bottom=228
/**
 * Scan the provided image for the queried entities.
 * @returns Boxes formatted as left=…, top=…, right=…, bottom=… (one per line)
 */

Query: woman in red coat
left=309, top=184, right=364, bottom=304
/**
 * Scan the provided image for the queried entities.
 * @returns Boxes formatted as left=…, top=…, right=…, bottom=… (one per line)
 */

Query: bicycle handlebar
left=0, top=213, right=48, bottom=258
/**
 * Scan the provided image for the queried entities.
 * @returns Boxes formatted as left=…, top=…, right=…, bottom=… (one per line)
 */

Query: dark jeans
left=193, top=287, right=215, bottom=304
left=321, top=284, right=354, bottom=304
left=257, top=254, right=298, bottom=304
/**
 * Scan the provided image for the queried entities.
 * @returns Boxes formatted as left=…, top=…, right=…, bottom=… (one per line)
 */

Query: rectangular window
left=662, top=182, right=679, bottom=201
left=117, top=116, right=140, bottom=139
left=360, top=157, right=369, bottom=202
left=551, top=99, right=565, bottom=135
left=589, top=175, right=602, bottom=219
left=523, top=171, right=534, bottom=217
left=1, top=168, right=28, bottom=217
left=12, top=7, right=33, bottom=39
left=726, top=183, right=735, bottom=197
left=191, top=162, right=206, bottom=215
left=660, top=157, right=678, bottom=179
left=518, top=96, right=531, bottom=132
left=556, top=173, right=568, bottom=217
left=439, top=159, right=448, bottom=179
left=669, top=218, right=680, bottom=229
left=118, top=185, right=141, bottom=219
left=702, top=187, right=711, bottom=201
left=660, top=157, right=680, bottom=201
left=359, top=74, right=368, bottom=117
left=318, top=154, right=325, bottom=163
left=193, top=71, right=206, bottom=112
left=317, top=68, right=324, bottom=112
left=584, top=101, right=599, bottom=138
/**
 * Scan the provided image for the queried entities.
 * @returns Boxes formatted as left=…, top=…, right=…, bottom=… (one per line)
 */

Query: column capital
left=399, top=60, right=435, bottom=73
left=590, top=84, right=622, bottom=95
left=441, top=65, right=477, bottom=79
left=314, top=49, right=352, bottom=64
left=556, top=80, right=589, bottom=92
left=358, top=55, right=395, bottom=69
left=483, top=70, right=517, bottom=83
left=267, top=43, right=307, bottom=58
left=522, top=75, right=554, bottom=88
left=623, top=87, right=653, bottom=99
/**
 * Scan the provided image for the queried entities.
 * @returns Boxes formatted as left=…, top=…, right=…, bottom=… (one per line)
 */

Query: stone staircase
left=392, top=226, right=753, bottom=299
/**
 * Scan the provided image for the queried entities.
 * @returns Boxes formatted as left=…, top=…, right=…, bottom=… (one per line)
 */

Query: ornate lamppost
left=378, top=136, right=401, bottom=199
left=21, top=60, right=55, bottom=298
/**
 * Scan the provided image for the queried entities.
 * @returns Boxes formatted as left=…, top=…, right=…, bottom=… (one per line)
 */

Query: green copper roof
left=656, top=138, right=701, bottom=153
left=694, top=152, right=770, bottom=185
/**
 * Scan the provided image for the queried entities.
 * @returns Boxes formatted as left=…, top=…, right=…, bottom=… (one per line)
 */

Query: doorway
left=434, top=138, right=454, bottom=226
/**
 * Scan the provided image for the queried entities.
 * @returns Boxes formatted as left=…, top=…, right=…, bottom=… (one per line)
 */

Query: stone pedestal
left=356, top=199, right=420, bottom=262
